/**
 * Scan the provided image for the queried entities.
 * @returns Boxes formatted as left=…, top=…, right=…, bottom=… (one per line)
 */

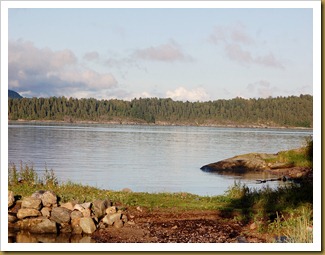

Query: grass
left=8, top=162, right=230, bottom=210
left=265, top=136, right=313, bottom=168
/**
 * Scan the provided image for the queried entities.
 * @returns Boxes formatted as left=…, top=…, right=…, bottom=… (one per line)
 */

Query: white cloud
left=134, top=40, right=193, bottom=62
left=166, top=87, right=210, bottom=102
left=8, top=40, right=118, bottom=97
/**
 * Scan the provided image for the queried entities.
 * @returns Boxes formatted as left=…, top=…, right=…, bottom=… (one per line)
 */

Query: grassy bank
left=8, top=158, right=313, bottom=242
left=265, top=137, right=313, bottom=168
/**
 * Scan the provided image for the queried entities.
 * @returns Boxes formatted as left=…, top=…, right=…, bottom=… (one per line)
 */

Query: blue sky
left=7, top=4, right=314, bottom=101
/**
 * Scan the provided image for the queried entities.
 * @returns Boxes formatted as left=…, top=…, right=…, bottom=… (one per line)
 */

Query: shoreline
left=8, top=119, right=313, bottom=130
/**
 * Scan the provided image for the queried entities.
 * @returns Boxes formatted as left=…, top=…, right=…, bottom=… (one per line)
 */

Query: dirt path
left=91, top=208, right=268, bottom=243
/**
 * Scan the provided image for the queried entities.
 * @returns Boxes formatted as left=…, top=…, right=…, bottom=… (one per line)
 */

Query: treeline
left=8, top=95, right=313, bottom=128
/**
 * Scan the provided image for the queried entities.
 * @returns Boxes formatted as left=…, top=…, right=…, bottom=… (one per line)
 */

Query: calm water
left=8, top=122, right=312, bottom=196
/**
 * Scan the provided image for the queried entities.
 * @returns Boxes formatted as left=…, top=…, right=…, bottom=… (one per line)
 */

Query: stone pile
left=8, top=190, right=129, bottom=239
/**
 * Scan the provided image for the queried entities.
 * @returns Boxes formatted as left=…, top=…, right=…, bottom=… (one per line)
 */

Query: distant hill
left=8, top=90, right=23, bottom=99
left=8, top=94, right=313, bottom=128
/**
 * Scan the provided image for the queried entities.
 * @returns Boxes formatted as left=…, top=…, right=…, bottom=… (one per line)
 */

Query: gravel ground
left=91, top=208, right=268, bottom=243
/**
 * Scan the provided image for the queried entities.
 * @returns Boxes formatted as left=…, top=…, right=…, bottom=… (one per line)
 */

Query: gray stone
left=30, top=218, right=57, bottom=234
left=79, top=217, right=96, bottom=234
left=80, top=202, right=92, bottom=209
left=21, top=197, right=42, bottom=210
left=17, top=217, right=44, bottom=229
left=74, top=204, right=91, bottom=217
left=8, top=191, right=15, bottom=208
left=60, top=202, right=75, bottom=211
left=31, top=190, right=46, bottom=199
left=41, top=191, right=57, bottom=207
left=17, top=208, right=41, bottom=219
left=102, top=212, right=121, bottom=225
left=41, top=207, right=51, bottom=218
left=70, top=210, right=83, bottom=220
left=71, top=218, right=83, bottom=234
left=50, top=207, right=71, bottom=224
left=93, top=199, right=109, bottom=218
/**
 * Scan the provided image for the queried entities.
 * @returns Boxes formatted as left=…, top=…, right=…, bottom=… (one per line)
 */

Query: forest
left=8, top=94, right=313, bottom=128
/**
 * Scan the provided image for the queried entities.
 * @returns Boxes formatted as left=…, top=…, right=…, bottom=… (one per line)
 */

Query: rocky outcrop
left=200, top=153, right=277, bottom=173
left=200, top=152, right=312, bottom=180
left=8, top=190, right=129, bottom=242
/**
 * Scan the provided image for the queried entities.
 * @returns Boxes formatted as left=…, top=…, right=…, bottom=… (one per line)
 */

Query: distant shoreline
left=8, top=119, right=313, bottom=130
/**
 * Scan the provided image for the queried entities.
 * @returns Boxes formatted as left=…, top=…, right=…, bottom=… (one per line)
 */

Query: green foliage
left=265, top=139, right=313, bottom=168
left=8, top=95, right=313, bottom=127
left=8, top=162, right=39, bottom=185
left=269, top=206, right=313, bottom=243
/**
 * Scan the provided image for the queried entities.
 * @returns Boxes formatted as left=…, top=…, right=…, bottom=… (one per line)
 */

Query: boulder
left=92, top=199, right=110, bottom=218
left=79, top=217, right=96, bottom=234
left=41, top=207, right=51, bottom=218
left=8, top=191, right=15, bottom=208
left=74, top=204, right=91, bottom=217
left=21, top=197, right=42, bottom=210
left=16, top=217, right=44, bottom=229
left=200, top=153, right=275, bottom=173
left=29, top=218, right=57, bottom=234
left=80, top=202, right=92, bottom=209
left=102, top=212, right=121, bottom=226
left=70, top=210, right=83, bottom=220
left=31, top=190, right=46, bottom=199
left=71, top=218, right=83, bottom=234
left=105, top=206, right=117, bottom=215
left=17, top=208, right=41, bottom=219
left=41, top=191, right=57, bottom=207
left=60, top=202, right=75, bottom=211
left=50, top=207, right=71, bottom=224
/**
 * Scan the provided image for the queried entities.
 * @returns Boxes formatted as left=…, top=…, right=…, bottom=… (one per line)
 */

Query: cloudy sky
left=7, top=2, right=314, bottom=101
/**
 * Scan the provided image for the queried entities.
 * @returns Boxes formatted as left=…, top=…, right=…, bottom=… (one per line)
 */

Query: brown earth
left=91, top=207, right=270, bottom=243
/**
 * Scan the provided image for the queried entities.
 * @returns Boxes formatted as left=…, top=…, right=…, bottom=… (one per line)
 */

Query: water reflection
left=9, top=230, right=95, bottom=243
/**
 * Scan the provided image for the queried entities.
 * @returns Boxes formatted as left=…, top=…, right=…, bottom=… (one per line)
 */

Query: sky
left=7, top=3, right=314, bottom=102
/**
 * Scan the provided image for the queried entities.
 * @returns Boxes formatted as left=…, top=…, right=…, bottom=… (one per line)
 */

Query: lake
left=8, top=122, right=312, bottom=196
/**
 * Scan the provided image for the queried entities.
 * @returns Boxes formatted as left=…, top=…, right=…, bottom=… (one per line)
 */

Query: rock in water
left=17, top=208, right=41, bottom=219
left=80, top=217, right=96, bottom=234
left=30, top=219, right=57, bottom=234
left=50, top=207, right=71, bottom=224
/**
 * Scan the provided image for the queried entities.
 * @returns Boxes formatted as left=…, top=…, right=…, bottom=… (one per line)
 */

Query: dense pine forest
left=8, top=94, right=313, bottom=128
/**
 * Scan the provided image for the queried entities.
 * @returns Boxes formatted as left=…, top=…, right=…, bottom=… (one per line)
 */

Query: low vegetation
left=265, top=137, right=313, bottom=168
